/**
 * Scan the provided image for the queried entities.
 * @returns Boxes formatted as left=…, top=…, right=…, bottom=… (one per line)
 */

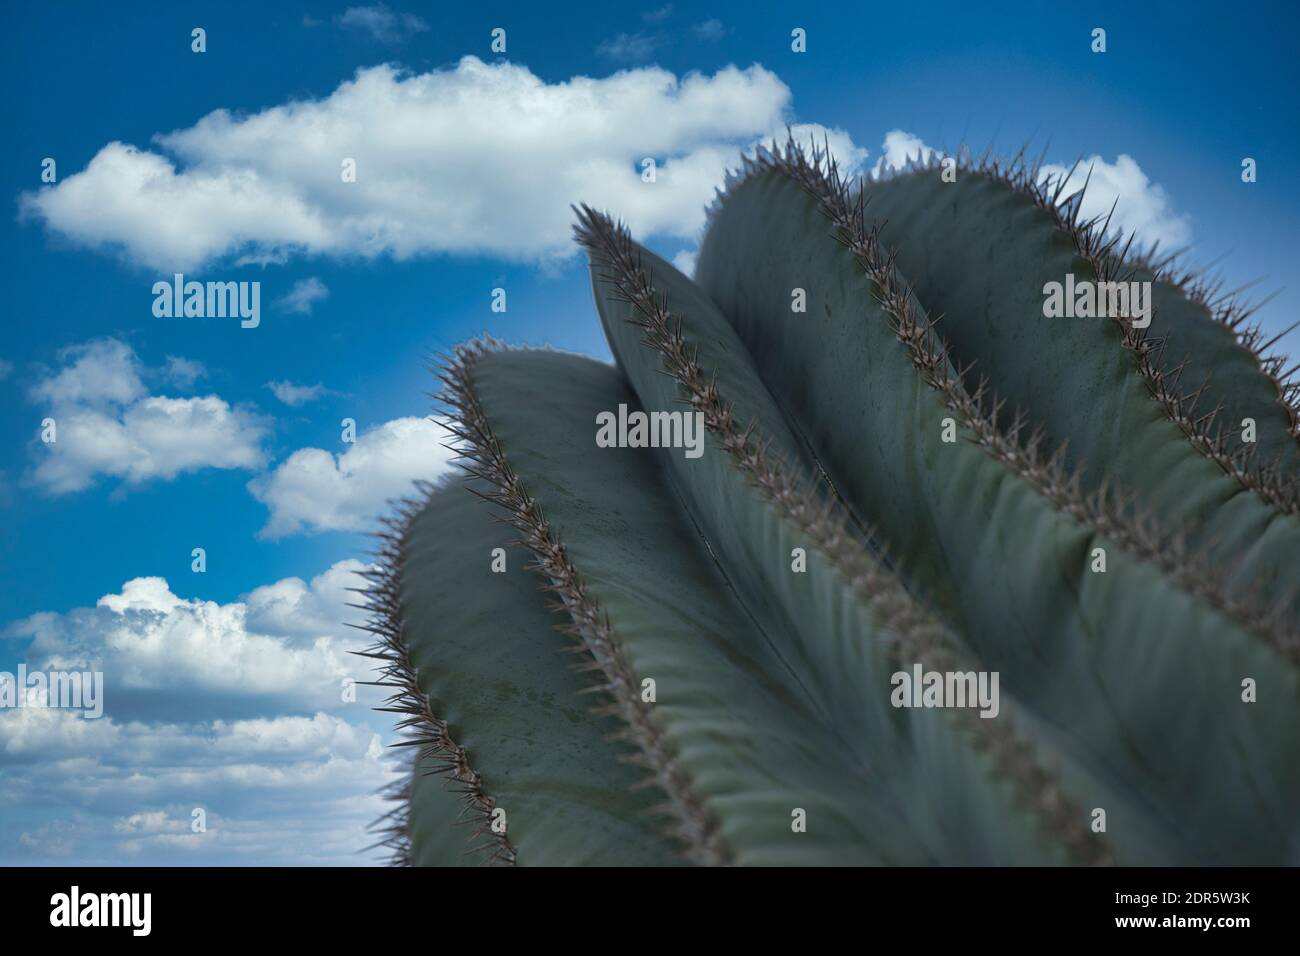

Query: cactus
left=360, top=137, right=1300, bottom=866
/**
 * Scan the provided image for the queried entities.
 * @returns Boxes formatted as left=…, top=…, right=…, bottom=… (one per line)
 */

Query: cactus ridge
left=715, top=136, right=1297, bottom=661
left=1126, top=246, right=1300, bottom=442
left=437, top=338, right=730, bottom=865
left=574, top=204, right=1113, bottom=865
left=352, top=502, right=519, bottom=866
left=845, top=138, right=1300, bottom=512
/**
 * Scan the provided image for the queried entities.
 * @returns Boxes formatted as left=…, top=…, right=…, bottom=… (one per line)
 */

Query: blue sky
left=1, top=0, right=1296, bottom=864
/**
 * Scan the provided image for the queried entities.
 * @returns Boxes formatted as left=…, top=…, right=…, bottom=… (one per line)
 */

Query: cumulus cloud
left=1038, top=153, right=1192, bottom=249
left=19, top=142, right=327, bottom=272
left=8, top=569, right=361, bottom=714
left=29, top=338, right=144, bottom=408
left=243, top=560, right=368, bottom=639
left=871, top=129, right=1192, bottom=250
left=249, top=416, right=454, bottom=538
left=267, top=380, right=326, bottom=407
left=276, top=277, right=329, bottom=314
left=25, top=339, right=267, bottom=494
left=871, top=129, right=939, bottom=176
left=336, top=4, right=428, bottom=43
left=19, top=59, right=863, bottom=271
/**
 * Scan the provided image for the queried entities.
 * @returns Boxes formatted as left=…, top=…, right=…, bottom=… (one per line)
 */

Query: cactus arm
left=576, top=209, right=1130, bottom=865
left=445, top=343, right=947, bottom=864
left=694, top=146, right=1300, bottom=863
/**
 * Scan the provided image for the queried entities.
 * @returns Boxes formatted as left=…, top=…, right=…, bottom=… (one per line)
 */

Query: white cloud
left=29, top=338, right=144, bottom=408
left=9, top=569, right=360, bottom=707
left=26, top=340, right=267, bottom=495
left=1038, top=153, right=1192, bottom=249
left=672, top=248, right=697, bottom=277
left=249, top=416, right=454, bottom=537
left=337, top=4, right=428, bottom=43
left=267, top=380, right=326, bottom=406
left=19, top=142, right=327, bottom=272
left=871, top=129, right=938, bottom=176
left=871, top=130, right=1192, bottom=250
left=0, top=699, right=120, bottom=756
left=276, top=277, right=329, bottom=314
left=20, top=59, right=863, bottom=271
left=244, top=560, right=368, bottom=638
left=0, top=709, right=377, bottom=766
left=0, top=358, right=13, bottom=381
left=785, top=122, right=868, bottom=176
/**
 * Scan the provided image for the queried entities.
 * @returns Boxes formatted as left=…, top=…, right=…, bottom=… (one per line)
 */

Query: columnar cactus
left=360, top=137, right=1300, bottom=866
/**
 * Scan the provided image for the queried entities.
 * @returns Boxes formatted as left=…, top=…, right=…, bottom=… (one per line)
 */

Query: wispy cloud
left=596, top=32, right=659, bottom=61
left=693, top=18, right=726, bottom=41
left=266, top=381, right=327, bottom=407
left=160, top=355, right=205, bottom=389
left=336, top=4, right=428, bottom=43
left=276, top=277, right=329, bottom=315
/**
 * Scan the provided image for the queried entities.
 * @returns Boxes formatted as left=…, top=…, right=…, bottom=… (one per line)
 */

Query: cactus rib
left=354, top=502, right=518, bottom=865
left=575, top=205, right=1112, bottom=865
left=437, top=339, right=730, bottom=864
left=1133, top=249, right=1300, bottom=441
